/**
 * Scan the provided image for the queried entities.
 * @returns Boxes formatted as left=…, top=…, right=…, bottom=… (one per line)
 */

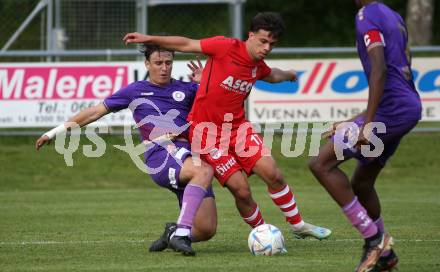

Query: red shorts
left=189, top=121, right=269, bottom=186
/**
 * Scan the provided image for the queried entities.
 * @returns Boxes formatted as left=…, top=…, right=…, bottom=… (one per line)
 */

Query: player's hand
left=123, top=32, right=150, bottom=45
left=321, top=121, right=343, bottom=139
left=35, top=135, right=51, bottom=150
left=355, top=123, right=371, bottom=149
left=187, top=56, right=204, bottom=83
left=289, top=69, right=298, bottom=82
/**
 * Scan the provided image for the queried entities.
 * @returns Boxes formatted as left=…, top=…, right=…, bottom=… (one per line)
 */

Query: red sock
left=241, top=204, right=265, bottom=228
left=269, top=184, right=303, bottom=227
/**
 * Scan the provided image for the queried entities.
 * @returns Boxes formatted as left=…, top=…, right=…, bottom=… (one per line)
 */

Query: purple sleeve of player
left=356, top=5, right=381, bottom=34
left=103, top=83, right=135, bottom=112
left=188, top=82, right=199, bottom=103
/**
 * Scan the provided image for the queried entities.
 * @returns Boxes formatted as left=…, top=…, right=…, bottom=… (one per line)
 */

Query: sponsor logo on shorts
left=215, top=157, right=237, bottom=176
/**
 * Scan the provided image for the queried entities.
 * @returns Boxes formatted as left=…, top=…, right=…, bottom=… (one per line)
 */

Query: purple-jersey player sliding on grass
left=35, top=45, right=218, bottom=254
left=309, top=1, right=422, bottom=271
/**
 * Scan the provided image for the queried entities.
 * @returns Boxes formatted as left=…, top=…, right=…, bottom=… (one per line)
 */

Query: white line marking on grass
left=0, top=238, right=439, bottom=246
left=0, top=239, right=148, bottom=246
left=329, top=239, right=440, bottom=243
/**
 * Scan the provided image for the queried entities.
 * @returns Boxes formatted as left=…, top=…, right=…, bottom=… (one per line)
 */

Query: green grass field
left=1, top=133, right=439, bottom=271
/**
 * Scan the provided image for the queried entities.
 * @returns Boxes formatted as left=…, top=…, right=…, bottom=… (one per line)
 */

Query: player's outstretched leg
left=168, top=157, right=214, bottom=256
left=351, top=162, right=399, bottom=271
left=225, top=172, right=266, bottom=228
left=149, top=222, right=177, bottom=252
left=309, top=141, right=394, bottom=271
left=254, top=156, right=332, bottom=240
left=268, top=184, right=332, bottom=240
left=151, top=195, right=216, bottom=255
left=169, top=183, right=206, bottom=256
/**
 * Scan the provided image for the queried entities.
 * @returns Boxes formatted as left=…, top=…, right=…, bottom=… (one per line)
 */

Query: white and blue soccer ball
left=248, top=224, right=287, bottom=256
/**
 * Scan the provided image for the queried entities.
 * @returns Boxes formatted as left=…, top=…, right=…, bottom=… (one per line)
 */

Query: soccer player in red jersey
left=124, top=12, right=331, bottom=254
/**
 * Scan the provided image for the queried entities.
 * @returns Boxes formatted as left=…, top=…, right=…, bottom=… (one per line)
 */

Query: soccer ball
left=248, top=224, right=287, bottom=256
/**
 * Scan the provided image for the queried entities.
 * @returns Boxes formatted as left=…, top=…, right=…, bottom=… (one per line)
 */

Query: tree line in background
left=245, top=0, right=437, bottom=46
left=0, top=0, right=437, bottom=51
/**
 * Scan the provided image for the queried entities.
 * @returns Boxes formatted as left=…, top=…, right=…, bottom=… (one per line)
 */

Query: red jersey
left=187, top=36, right=271, bottom=129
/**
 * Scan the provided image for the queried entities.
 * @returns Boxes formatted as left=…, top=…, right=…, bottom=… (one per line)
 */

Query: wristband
left=43, top=124, right=67, bottom=139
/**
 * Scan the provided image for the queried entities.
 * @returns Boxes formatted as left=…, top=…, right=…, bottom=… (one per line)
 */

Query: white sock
left=291, top=220, right=305, bottom=230
left=174, top=227, right=191, bottom=237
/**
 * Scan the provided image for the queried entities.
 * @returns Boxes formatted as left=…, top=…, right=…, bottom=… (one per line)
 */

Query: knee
left=193, top=165, right=214, bottom=187
left=202, top=224, right=217, bottom=240
left=194, top=224, right=217, bottom=242
left=233, top=187, right=253, bottom=204
left=193, top=216, right=217, bottom=242
left=265, top=168, right=284, bottom=189
left=308, top=157, right=326, bottom=175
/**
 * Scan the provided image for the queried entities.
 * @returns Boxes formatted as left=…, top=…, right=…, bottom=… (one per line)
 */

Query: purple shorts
left=332, top=116, right=418, bottom=166
left=145, top=140, right=215, bottom=207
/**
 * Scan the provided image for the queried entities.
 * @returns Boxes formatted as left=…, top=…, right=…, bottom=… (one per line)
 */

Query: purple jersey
left=104, top=79, right=214, bottom=202
left=355, top=2, right=422, bottom=121
left=103, top=79, right=197, bottom=145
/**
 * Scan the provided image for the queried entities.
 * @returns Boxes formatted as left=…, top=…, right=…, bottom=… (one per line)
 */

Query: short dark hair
left=249, top=12, right=285, bottom=39
left=140, top=44, right=174, bottom=60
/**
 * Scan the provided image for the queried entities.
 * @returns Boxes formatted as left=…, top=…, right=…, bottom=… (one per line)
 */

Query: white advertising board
left=1, top=58, right=439, bottom=127
left=250, top=58, right=440, bottom=123
left=0, top=61, right=191, bottom=127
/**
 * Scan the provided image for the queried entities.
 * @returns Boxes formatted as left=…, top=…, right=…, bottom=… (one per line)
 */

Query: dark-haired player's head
left=250, top=12, right=285, bottom=39
left=140, top=44, right=175, bottom=86
left=247, top=12, right=285, bottom=61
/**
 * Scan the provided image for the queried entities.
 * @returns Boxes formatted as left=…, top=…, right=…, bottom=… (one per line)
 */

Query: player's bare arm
left=35, top=103, right=109, bottom=150
left=358, top=45, right=387, bottom=146
left=262, top=68, right=297, bottom=83
left=123, top=32, right=202, bottom=53
left=365, top=46, right=387, bottom=124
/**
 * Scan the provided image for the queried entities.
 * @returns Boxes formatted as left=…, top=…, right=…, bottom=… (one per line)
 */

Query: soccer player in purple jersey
left=35, top=45, right=217, bottom=255
left=308, top=1, right=422, bottom=271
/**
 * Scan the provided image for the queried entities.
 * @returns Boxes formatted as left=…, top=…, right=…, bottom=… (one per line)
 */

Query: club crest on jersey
left=220, top=76, right=254, bottom=94
left=252, top=67, right=257, bottom=78
left=172, top=91, right=185, bottom=101
left=209, top=148, right=223, bottom=160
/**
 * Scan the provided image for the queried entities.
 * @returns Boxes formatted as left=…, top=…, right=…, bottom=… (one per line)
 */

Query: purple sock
left=175, top=184, right=206, bottom=236
left=375, top=217, right=391, bottom=256
left=374, top=217, right=385, bottom=233
left=342, top=196, right=378, bottom=239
